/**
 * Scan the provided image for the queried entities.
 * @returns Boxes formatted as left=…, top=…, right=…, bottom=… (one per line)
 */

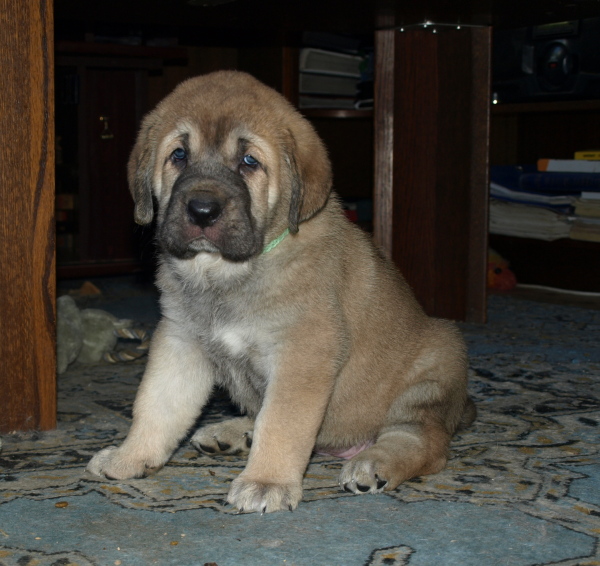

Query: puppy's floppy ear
left=127, top=114, right=158, bottom=226
left=286, top=121, right=333, bottom=234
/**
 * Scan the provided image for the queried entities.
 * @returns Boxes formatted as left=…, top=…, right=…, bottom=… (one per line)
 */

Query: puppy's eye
left=171, top=148, right=187, bottom=163
left=242, top=154, right=259, bottom=168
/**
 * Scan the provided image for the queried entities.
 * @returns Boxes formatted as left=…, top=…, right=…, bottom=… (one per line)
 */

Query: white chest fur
left=213, top=321, right=279, bottom=372
left=216, top=326, right=253, bottom=358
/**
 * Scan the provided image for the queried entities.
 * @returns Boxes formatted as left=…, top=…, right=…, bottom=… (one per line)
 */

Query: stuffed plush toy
left=488, top=249, right=517, bottom=291
left=56, top=295, right=149, bottom=374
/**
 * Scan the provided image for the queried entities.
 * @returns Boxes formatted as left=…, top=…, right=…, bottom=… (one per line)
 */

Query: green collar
left=262, top=228, right=290, bottom=254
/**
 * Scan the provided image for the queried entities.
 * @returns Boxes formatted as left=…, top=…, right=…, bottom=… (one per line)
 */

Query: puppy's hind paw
left=339, top=457, right=391, bottom=494
left=191, top=417, right=254, bottom=456
left=340, top=473, right=388, bottom=494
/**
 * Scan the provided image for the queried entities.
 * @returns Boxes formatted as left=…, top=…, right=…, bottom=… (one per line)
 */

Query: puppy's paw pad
left=339, top=457, right=390, bottom=494
left=227, top=477, right=302, bottom=514
left=191, top=418, right=253, bottom=456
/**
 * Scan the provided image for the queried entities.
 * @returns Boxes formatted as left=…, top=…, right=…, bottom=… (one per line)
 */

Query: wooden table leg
left=0, top=0, right=56, bottom=432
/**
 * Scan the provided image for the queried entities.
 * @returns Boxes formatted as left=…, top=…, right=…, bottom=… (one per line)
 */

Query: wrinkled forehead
left=157, top=114, right=268, bottom=159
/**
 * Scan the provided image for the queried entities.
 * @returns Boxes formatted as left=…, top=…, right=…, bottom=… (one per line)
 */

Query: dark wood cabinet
left=55, top=43, right=187, bottom=278
left=56, top=66, right=141, bottom=270
left=81, top=69, right=141, bottom=263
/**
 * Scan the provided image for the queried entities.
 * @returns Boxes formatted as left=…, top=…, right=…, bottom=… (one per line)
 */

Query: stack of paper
left=298, top=47, right=362, bottom=109
left=490, top=163, right=600, bottom=242
left=489, top=200, right=572, bottom=241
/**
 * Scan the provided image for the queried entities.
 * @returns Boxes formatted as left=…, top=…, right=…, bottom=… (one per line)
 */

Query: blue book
left=491, top=165, right=600, bottom=195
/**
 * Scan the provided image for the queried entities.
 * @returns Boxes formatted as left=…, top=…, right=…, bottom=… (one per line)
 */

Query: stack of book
left=571, top=192, right=600, bottom=243
left=490, top=151, right=600, bottom=242
left=298, top=33, right=370, bottom=110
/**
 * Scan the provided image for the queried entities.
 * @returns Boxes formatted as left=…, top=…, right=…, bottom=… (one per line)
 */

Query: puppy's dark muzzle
left=160, top=161, right=261, bottom=261
left=187, top=198, right=222, bottom=228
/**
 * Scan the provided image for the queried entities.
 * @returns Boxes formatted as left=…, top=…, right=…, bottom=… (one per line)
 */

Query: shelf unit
left=303, top=108, right=374, bottom=207
left=490, top=98, right=600, bottom=292
left=302, top=109, right=372, bottom=119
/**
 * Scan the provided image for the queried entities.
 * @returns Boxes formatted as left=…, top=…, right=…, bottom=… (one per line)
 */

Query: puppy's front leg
left=227, top=331, right=338, bottom=513
left=87, top=320, right=214, bottom=479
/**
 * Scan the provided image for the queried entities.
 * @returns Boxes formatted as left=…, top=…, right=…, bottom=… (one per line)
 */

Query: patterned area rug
left=1, top=293, right=599, bottom=566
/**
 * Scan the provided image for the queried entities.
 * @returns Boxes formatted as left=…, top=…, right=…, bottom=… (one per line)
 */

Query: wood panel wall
left=0, top=0, right=56, bottom=432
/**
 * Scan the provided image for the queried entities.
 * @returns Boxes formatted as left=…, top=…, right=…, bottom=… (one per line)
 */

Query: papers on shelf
left=489, top=199, right=572, bottom=241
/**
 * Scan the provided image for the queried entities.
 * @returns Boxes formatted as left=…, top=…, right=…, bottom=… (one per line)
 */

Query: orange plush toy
left=488, top=249, right=517, bottom=291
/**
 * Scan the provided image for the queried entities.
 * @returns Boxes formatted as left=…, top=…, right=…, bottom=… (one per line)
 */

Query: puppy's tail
left=457, top=397, right=477, bottom=431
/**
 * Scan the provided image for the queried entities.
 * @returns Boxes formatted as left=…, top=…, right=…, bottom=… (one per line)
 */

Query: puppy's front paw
left=86, top=446, right=163, bottom=480
left=227, top=476, right=302, bottom=514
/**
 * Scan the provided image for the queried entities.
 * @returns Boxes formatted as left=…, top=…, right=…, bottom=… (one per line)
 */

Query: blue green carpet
left=1, top=290, right=599, bottom=566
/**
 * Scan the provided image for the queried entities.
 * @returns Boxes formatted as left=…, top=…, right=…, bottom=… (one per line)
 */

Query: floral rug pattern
left=1, top=295, right=599, bottom=566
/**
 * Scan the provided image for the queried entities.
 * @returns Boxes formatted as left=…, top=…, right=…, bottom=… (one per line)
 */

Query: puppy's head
left=128, top=71, right=332, bottom=262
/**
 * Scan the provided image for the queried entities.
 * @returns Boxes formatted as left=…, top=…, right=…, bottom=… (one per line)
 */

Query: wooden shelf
left=492, top=99, right=600, bottom=115
left=489, top=235, right=600, bottom=292
left=55, top=40, right=188, bottom=61
left=301, top=108, right=373, bottom=119
left=57, top=260, right=147, bottom=279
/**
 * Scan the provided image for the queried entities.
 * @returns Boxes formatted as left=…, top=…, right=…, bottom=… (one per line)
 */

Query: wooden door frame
left=0, top=0, right=56, bottom=433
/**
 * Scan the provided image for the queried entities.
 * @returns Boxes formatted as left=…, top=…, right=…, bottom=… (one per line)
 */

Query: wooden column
left=374, top=26, right=491, bottom=323
left=0, top=0, right=56, bottom=432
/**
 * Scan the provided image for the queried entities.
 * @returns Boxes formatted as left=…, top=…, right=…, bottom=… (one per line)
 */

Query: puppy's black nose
left=187, top=198, right=222, bottom=228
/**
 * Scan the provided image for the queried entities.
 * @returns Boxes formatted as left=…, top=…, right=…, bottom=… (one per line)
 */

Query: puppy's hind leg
left=339, top=380, right=469, bottom=494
